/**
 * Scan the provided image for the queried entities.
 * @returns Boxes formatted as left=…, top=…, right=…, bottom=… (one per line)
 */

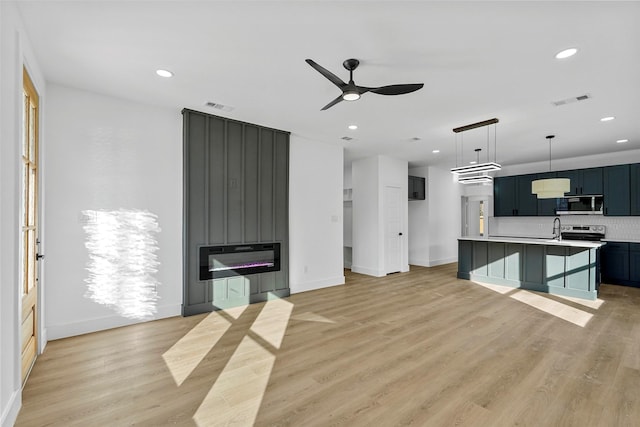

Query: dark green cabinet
left=603, top=165, right=630, bottom=216
left=494, top=163, right=639, bottom=217
left=630, top=244, right=640, bottom=284
left=494, top=174, right=537, bottom=216
left=557, top=167, right=603, bottom=196
left=408, top=175, right=425, bottom=200
left=457, top=239, right=599, bottom=300
left=630, top=163, right=640, bottom=215
left=601, top=241, right=630, bottom=283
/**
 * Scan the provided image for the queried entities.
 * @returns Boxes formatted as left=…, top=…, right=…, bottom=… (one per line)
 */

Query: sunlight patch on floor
left=291, top=311, right=337, bottom=324
left=473, top=281, right=515, bottom=295
left=510, top=290, right=593, bottom=327
left=553, top=293, right=605, bottom=310
left=194, top=299, right=293, bottom=426
left=162, top=307, right=246, bottom=386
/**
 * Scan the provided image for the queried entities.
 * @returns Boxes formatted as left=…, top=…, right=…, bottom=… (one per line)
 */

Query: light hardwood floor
left=16, top=264, right=640, bottom=426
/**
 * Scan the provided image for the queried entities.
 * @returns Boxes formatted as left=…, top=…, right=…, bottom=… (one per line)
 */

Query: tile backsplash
left=489, top=216, right=640, bottom=242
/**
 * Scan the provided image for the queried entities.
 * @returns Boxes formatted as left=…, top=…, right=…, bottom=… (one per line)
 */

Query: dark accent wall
left=182, top=109, right=289, bottom=316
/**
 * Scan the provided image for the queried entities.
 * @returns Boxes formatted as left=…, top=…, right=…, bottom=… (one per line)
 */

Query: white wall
left=407, top=165, right=462, bottom=267
left=427, top=165, right=462, bottom=266
left=289, top=137, right=345, bottom=293
left=352, top=155, right=409, bottom=276
left=44, top=84, right=184, bottom=339
left=352, top=156, right=381, bottom=276
left=1, top=2, right=46, bottom=425
left=408, top=166, right=429, bottom=266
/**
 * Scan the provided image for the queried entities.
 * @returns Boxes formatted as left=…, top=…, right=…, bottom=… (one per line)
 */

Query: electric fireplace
left=199, top=243, right=281, bottom=280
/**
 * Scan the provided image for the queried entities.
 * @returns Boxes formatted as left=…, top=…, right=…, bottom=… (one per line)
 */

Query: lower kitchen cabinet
left=458, top=239, right=600, bottom=300
left=601, top=241, right=640, bottom=287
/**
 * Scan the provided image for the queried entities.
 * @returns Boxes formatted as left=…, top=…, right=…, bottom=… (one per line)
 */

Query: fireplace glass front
left=199, top=243, right=281, bottom=280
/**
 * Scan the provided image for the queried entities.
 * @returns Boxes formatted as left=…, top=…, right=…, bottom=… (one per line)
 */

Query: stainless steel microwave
left=556, top=195, right=604, bottom=215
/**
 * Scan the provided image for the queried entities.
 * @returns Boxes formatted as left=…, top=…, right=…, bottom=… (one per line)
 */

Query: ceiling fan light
left=531, top=178, right=570, bottom=199
left=342, top=91, right=360, bottom=101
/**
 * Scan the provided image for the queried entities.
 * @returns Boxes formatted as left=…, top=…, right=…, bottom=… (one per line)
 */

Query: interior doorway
left=461, top=196, right=489, bottom=237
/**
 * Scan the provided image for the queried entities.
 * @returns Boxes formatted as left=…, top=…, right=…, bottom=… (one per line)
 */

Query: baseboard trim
left=350, top=265, right=385, bottom=277
left=47, top=304, right=181, bottom=340
left=1, top=389, right=21, bottom=427
left=428, top=257, right=457, bottom=267
left=290, top=276, right=345, bottom=294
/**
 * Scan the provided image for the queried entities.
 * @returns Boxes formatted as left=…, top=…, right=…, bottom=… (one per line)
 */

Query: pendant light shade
left=531, top=178, right=570, bottom=198
left=531, top=135, right=570, bottom=199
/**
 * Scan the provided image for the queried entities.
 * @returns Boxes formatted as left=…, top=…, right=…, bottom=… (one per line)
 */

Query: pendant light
left=531, top=135, right=570, bottom=199
left=450, top=118, right=501, bottom=177
left=457, top=149, right=494, bottom=184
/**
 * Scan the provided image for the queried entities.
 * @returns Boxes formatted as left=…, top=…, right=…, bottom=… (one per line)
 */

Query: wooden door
left=21, top=68, right=40, bottom=383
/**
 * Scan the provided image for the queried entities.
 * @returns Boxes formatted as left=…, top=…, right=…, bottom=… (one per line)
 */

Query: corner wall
left=427, top=165, right=462, bottom=266
left=289, top=137, right=345, bottom=293
left=1, top=2, right=46, bottom=425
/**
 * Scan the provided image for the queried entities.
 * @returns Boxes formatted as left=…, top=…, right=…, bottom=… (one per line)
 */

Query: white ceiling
left=16, top=1, right=640, bottom=169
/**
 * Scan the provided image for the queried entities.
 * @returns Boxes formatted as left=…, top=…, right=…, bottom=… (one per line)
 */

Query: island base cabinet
left=458, top=240, right=599, bottom=300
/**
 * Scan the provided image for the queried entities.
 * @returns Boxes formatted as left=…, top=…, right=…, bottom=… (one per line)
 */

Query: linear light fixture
left=451, top=118, right=502, bottom=178
left=457, top=175, right=493, bottom=184
left=451, top=162, right=502, bottom=175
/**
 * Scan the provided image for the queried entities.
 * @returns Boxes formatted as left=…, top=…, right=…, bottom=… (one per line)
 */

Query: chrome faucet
left=552, top=217, right=561, bottom=240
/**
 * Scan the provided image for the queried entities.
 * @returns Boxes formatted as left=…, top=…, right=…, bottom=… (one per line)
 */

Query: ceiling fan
left=305, top=58, right=424, bottom=110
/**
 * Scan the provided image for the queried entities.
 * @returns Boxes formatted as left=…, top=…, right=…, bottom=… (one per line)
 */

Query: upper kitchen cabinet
left=630, top=163, right=640, bottom=215
left=556, top=167, right=603, bottom=196
left=408, top=175, right=425, bottom=200
left=494, top=174, right=537, bottom=216
left=603, top=164, right=630, bottom=216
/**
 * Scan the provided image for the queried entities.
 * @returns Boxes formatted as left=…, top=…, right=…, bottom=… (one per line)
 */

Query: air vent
left=552, top=94, right=592, bottom=107
left=341, top=136, right=353, bottom=141
left=205, top=102, right=234, bottom=112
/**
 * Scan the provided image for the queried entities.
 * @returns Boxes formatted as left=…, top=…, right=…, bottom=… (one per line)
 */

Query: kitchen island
left=458, top=236, right=605, bottom=300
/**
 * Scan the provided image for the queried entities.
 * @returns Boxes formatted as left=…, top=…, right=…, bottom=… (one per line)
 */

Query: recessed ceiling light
left=156, top=69, right=174, bottom=78
left=348, top=125, right=358, bottom=130
left=616, top=139, right=629, bottom=144
left=469, top=161, right=477, bottom=164
left=600, top=116, right=615, bottom=122
left=555, top=48, right=578, bottom=59
left=432, top=149, right=440, bottom=154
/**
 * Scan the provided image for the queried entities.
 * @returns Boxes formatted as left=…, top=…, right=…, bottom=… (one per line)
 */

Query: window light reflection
left=82, top=209, right=161, bottom=319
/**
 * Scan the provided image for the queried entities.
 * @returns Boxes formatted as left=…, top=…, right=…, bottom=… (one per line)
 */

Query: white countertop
left=459, top=236, right=605, bottom=248
left=602, top=238, right=640, bottom=244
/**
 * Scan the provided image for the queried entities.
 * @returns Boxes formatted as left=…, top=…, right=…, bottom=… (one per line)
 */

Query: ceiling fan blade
left=369, top=83, right=424, bottom=96
left=321, top=94, right=344, bottom=111
left=305, top=59, right=346, bottom=89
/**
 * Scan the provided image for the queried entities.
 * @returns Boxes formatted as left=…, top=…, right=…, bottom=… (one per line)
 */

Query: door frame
left=20, top=65, right=45, bottom=384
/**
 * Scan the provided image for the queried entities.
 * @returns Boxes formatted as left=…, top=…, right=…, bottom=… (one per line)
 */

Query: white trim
left=0, top=389, right=21, bottom=427
left=46, top=304, right=181, bottom=340
left=350, top=265, right=385, bottom=277
left=428, top=258, right=458, bottom=267
left=290, top=276, right=345, bottom=294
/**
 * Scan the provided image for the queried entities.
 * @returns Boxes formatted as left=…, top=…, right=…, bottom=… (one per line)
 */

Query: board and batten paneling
left=182, top=109, right=290, bottom=316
